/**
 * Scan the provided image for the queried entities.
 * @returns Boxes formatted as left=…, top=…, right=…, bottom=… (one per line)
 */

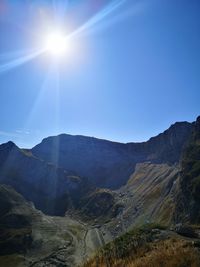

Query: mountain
left=32, top=121, right=192, bottom=189
left=0, top=141, right=93, bottom=215
left=0, top=184, right=33, bottom=256
left=83, top=224, right=200, bottom=267
left=0, top=119, right=195, bottom=220
left=175, top=116, right=200, bottom=224
left=102, top=162, right=180, bottom=237
left=0, top=185, right=107, bottom=267
left=0, top=116, right=200, bottom=267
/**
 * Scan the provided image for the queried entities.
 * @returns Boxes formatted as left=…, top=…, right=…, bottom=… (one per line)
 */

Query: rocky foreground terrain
left=0, top=116, right=200, bottom=266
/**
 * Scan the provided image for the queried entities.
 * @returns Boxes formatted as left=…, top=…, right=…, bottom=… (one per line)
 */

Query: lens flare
left=45, top=31, right=69, bottom=56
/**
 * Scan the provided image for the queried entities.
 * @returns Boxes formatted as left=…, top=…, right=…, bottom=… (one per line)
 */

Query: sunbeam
left=0, top=0, right=127, bottom=74
left=68, top=0, right=126, bottom=39
left=0, top=0, right=129, bottom=79
left=0, top=49, right=44, bottom=73
left=24, top=65, right=55, bottom=129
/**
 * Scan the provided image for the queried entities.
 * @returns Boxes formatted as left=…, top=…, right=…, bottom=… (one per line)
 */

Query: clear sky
left=0, top=0, right=199, bottom=148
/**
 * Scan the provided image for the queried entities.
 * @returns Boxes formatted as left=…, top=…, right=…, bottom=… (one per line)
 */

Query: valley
left=0, top=116, right=200, bottom=266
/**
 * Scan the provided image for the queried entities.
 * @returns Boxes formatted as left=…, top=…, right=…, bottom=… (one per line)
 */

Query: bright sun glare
left=45, top=31, right=69, bottom=56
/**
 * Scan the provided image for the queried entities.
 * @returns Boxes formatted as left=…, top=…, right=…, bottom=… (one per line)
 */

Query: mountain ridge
left=29, top=120, right=193, bottom=147
left=0, top=116, right=200, bottom=267
left=31, top=119, right=193, bottom=189
left=0, top=117, right=196, bottom=218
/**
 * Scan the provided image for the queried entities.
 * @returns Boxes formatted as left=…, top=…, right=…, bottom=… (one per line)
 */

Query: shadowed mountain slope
left=0, top=142, right=93, bottom=215
left=0, top=184, right=33, bottom=256
left=175, top=116, right=200, bottom=224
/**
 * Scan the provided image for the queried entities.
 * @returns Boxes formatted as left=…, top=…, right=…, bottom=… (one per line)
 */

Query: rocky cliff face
left=175, top=116, right=200, bottom=224
left=139, top=121, right=193, bottom=163
left=32, top=121, right=192, bottom=189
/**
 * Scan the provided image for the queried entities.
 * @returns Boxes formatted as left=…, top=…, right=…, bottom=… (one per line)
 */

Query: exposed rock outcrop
left=104, top=162, right=180, bottom=237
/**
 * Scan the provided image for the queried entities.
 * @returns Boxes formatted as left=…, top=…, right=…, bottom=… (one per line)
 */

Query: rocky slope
left=0, top=185, right=111, bottom=267
left=99, top=162, right=179, bottom=238
left=175, top=116, right=200, bottom=224
left=0, top=142, right=93, bottom=216
left=32, top=121, right=192, bottom=189
left=0, top=184, right=33, bottom=256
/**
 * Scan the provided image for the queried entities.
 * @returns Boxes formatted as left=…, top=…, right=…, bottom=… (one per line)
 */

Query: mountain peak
left=31, top=119, right=194, bottom=189
left=196, top=115, right=200, bottom=124
left=166, top=121, right=192, bottom=134
left=0, top=141, right=18, bottom=151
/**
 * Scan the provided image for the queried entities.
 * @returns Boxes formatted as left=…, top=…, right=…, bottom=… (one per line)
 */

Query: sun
left=44, top=30, right=69, bottom=56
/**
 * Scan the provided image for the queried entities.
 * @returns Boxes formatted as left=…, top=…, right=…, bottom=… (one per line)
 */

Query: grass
left=82, top=224, right=200, bottom=267
left=128, top=239, right=200, bottom=267
left=0, top=254, right=26, bottom=267
left=68, top=224, right=84, bottom=241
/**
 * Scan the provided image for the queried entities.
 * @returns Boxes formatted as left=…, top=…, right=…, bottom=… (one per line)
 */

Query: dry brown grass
left=128, top=239, right=200, bottom=267
left=83, top=238, right=200, bottom=267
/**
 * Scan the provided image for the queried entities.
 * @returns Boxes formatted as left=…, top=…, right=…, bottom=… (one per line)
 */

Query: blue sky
left=0, top=0, right=199, bottom=148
